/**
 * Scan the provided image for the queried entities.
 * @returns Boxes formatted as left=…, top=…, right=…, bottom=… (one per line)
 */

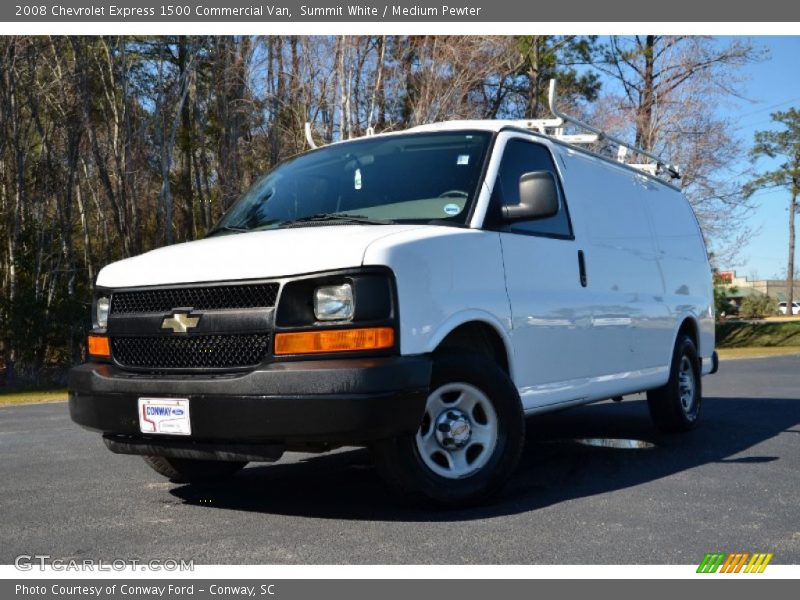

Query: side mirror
left=502, top=171, right=559, bottom=222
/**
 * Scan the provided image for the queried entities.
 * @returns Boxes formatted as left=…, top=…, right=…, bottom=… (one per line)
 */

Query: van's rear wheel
left=372, top=351, right=525, bottom=507
left=142, top=455, right=247, bottom=483
left=647, top=334, right=702, bottom=432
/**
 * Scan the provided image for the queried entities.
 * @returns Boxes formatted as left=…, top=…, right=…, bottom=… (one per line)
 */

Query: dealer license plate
left=138, top=398, right=191, bottom=436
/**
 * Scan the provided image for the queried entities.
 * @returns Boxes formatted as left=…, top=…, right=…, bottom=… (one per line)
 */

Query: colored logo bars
left=697, top=552, right=773, bottom=573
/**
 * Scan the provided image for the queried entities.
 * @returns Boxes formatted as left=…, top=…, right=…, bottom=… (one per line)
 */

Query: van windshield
left=211, top=131, right=492, bottom=233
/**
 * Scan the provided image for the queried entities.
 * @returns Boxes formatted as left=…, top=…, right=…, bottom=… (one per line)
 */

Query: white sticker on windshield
left=457, top=154, right=470, bottom=165
left=443, top=203, right=461, bottom=216
left=354, top=168, right=362, bottom=190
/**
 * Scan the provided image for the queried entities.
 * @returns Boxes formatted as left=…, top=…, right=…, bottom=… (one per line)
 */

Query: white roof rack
left=303, top=79, right=681, bottom=182
left=506, top=79, right=680, bottom=181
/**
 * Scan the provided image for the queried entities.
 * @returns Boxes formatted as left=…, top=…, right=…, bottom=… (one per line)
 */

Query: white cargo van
left=69, top=83, right=717, bottom=506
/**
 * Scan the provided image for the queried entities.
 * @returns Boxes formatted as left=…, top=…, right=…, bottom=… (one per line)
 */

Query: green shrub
left=738, top=294, right=779, bottom=319
left=716, top=321, right=800, bottom=347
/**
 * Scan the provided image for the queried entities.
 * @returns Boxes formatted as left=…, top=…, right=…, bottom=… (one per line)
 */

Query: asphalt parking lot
left=1, top=355, right=798, bottom=565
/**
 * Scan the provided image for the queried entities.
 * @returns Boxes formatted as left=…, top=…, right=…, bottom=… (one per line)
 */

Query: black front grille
left=111, top=334, right=271, bottom=370
left=110, top=283, right=279, bottom=315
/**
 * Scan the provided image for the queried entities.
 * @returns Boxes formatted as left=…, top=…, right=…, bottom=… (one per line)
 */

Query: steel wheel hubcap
left=415, top=382, right=498, bottom=479
left=435, top=409, right=472, bottom=449
left=678, top=355, right=696, bottom=415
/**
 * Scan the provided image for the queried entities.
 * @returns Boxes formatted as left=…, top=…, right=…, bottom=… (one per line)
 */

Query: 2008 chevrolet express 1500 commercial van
left=69, top=113, right=717, bottom=506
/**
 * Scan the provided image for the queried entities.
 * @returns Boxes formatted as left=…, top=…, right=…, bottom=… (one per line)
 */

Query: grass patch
left=716, top=320, right=800, bottom=348
left=0, top=388, right=68, bottom=406
left=717, top=347, right=800, bottom=360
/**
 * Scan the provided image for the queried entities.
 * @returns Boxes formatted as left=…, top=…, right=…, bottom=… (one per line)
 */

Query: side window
left=492, top=139, right=572, bottom=237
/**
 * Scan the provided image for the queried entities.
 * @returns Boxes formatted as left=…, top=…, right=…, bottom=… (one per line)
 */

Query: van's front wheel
left=372, top=351, right=525, bottom=507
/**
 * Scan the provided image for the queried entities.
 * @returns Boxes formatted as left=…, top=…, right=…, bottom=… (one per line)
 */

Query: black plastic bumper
left=68, top=356, right=431, bottom=448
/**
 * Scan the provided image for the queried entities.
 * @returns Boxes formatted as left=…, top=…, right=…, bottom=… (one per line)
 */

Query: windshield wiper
left=207, top=213, right=394, bottom=236
left=280, top=213, right=395, bottom=227
left=205, top=224, right=251, bottom=237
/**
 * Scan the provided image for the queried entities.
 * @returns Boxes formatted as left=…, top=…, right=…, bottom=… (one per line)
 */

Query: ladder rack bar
left=628, top=164, right=659, bottom=175
left=556, top=134, right=600, bottom=144
left=507, top=118, right=564, bottom=133
left=547, top=79, right=680, bottom=180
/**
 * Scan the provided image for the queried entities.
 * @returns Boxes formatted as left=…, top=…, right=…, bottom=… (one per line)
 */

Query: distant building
left=718, top=270, right=800, bottom=303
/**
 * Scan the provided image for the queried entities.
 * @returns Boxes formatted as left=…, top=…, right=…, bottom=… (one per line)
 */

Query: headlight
left=96, top=296, right=110, bottom=328
left=314, top=284, right=354, bottom=321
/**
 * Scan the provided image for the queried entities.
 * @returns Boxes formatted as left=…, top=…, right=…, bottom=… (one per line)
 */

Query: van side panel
left=555, top=146, right=713, bottom=371
left=362, top=228, right=514, bottom=367
left=642, top=179, right=715, bottom=362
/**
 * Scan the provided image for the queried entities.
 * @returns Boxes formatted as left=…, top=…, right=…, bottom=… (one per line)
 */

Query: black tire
left=142, top=455, right=247, bottom=483
left=647, top=334, right=702, bottom=433
left=372, top=351, right=525, bottom=507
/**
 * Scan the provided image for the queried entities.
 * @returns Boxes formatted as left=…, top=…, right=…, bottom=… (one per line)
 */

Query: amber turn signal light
left=274, top=327, right=395, bottom=355
left=87, top=335, right=111, bottom=357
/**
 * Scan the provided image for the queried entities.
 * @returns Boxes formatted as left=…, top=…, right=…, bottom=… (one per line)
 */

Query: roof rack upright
left=508, top=79, right=681, bottom=181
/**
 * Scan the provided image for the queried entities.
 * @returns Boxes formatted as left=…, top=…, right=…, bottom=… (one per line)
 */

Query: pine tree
left=747, top=108, right=800, bottom=312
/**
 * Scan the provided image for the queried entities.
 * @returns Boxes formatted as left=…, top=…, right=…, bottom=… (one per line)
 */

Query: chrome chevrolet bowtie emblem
left=161, top=312, right=200, bottom=333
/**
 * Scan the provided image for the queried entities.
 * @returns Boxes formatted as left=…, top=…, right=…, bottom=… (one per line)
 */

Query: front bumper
left=68, top=356, right=431, bottom=452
